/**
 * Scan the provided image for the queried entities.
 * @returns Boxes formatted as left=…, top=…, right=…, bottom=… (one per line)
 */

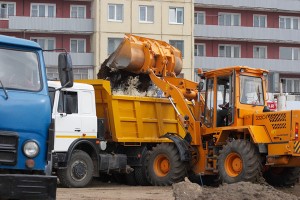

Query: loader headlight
left=23, top=141, right=39, bottom=158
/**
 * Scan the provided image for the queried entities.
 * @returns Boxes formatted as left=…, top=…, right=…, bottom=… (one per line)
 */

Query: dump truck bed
left=77, top=79, right=184, bottom=143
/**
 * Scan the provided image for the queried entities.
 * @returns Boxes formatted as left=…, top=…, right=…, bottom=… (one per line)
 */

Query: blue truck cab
left=0, top=35, right=73, bottom=199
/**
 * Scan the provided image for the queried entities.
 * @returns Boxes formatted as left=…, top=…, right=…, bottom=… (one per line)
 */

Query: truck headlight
left=23, top=141, right=39, bottom=158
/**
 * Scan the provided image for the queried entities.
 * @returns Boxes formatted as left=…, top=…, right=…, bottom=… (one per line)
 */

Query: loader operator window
left=240, top=76, right=264, bottom=106
left=204, top=78, right=214, bottom=127
left=216, top=76, right=234, bottom=127
left=0, top=48, right=41, bottom=91
left=58, top=91, right=78, bottom=114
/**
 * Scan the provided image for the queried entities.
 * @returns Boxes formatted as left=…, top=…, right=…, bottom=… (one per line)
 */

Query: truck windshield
left=0, top=48, right=41, bottom=91
left=240, top=75, right=264, bottom=105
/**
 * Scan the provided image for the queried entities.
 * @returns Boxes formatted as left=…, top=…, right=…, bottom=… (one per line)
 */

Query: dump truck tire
left=146, top=143, right=186, bottom=186
left=264, top=167, right=300, bottom=187
left=134, top=151, right=151, bottom=186
left=58, top=150, right=94, bottom=188
left=125, top=171, right=137, bottom=186
left=217, top=140, right=262, bottom=184
left=135, top=166, right=151, bottom=186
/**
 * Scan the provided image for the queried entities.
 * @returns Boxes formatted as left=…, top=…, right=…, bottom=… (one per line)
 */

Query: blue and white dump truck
left=0, top=35, right=73, bottom=199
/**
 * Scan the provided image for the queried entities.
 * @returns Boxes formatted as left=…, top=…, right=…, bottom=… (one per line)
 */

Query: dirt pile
left=172, top=178, right=299, bottom=200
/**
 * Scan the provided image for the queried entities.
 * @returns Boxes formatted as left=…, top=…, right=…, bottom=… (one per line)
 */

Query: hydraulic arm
left=105, top=34, right=201, bottom=145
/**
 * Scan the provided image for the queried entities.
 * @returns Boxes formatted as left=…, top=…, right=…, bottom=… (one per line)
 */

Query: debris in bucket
left=98, top=64, right=163, bottom=97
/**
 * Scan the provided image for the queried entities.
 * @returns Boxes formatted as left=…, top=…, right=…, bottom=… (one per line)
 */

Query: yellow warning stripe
left=294, top=141, right=300, bottom=153
left=56, top=135, right=97, bottom=139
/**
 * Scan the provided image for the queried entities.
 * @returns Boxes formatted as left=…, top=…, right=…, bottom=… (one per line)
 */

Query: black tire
left=264, top=167, right=300, bottom=187
left=145, top=143, right=186, bottom=186
left=58, top=150, right=94, bottom=188
left=134, top=151, right=151, bottom=186
left=217, top=140, right=262, bottom=184
left=125, top=170, right=137, bottom=186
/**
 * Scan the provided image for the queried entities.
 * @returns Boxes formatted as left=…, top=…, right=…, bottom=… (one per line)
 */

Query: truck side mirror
left=58, top=53, right=73, bottom=88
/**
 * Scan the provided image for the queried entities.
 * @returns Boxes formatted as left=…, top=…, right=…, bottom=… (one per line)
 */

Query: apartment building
left=0, top=0, right=94, bottom=79
left=94, top=0, right=194, bottom=80
left=0, top=0, right=194, bottom=80
left=194, top=0, right=300, bottom=94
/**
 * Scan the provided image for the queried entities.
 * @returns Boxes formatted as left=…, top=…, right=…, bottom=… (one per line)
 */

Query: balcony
left=43, top=52, right=94, bottom=67
left=194, top=25, right=300, bottom=44
left=194, top=56, right=300, bottom=73
left=8, top=16, right=93, bottom=34
left=195, top=0, right=300, bottom=12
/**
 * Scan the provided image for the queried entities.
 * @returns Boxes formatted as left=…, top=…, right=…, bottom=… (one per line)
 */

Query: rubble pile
left=172, top=178, right=299, bottom=200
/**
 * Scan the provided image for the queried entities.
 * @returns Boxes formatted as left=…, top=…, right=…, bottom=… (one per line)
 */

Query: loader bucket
left=105, top=34, right=183, bottom=76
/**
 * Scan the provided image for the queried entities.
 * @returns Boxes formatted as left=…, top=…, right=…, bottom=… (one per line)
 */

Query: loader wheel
left=58, top=150, right=94, bottom=188
left=264, top=167, right=300, bottom=187
left=218, top=140, right=262, bottom=184
left=146, top=143, right=186, bottom=186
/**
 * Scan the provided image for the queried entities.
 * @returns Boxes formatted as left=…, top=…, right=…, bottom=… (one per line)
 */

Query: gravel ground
left=57, top=180, right=300, bottom=200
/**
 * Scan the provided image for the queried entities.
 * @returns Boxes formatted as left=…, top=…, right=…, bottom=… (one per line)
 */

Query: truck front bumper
left=0, top=174, right=57, bottom=200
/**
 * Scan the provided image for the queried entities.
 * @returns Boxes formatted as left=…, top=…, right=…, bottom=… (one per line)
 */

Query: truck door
left=78, top=90, right=97, bottom=137
left=54, top=90, right=81, bottom=151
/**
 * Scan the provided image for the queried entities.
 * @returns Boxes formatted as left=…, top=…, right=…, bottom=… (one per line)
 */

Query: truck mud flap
left=0, top=174, right=57, bottom=200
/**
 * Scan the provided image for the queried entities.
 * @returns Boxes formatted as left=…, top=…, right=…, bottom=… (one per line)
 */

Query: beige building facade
left=92, top=0, right=194, bottom=80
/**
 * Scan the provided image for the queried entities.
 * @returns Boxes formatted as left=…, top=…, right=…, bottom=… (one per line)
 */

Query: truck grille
left=0, top=131, right=18, bottom=165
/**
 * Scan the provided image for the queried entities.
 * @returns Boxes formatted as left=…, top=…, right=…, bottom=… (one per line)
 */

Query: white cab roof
left=48, top=81, right=94, bottom=91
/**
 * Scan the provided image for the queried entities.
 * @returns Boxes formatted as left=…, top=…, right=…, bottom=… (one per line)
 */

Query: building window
left=108, top=4, right=123, bottom=22
left=281, top=78, right=300, bottom=93
left=279, top=47, right=300, bottom=60
left=169, top=7, right=184, bottom=24
left=253, top=46, right=267, bottom=59
left=47, top=67, right=90, bottom=80
left=139, top=5, right=154, bottom=23
left=279, top=16, right=299, bottom=30
left=108, top=38, right=123, bottom=55
left=70, top=5, right=86, bottom=19
left=70, top=39, right=86, bottom=53
left=219, top=45, right=240, bottom=58
left=218, top=13, right=240, bottom=26
left=31, top=38, right=55, bottom=50
left=0, top=2, right=15, bottom=19
left=170, top=40, right=184, bottom=57
left=31, top=3, right=55, bottom=17
left=194, top=11, right=205, bottom=25
left=194, top=44, right=205, bottom=56
left=253, top=15, right=267, bottom=28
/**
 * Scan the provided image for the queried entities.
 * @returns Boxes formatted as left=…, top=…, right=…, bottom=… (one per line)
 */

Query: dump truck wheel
left=125, top=171, right=137, bottom=186
left=264, top=167, right=300, bottom=187
left=58, top=150, right=94, bottom=188
left=146, top=143, right=186, bottom=186
left=217, top=140, right=262, bottom=184
left=134, top=151, right=151, bottom=186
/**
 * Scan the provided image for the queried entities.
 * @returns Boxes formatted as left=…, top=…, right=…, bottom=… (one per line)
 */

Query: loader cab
left=202, top=66, right=268, bottom=129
